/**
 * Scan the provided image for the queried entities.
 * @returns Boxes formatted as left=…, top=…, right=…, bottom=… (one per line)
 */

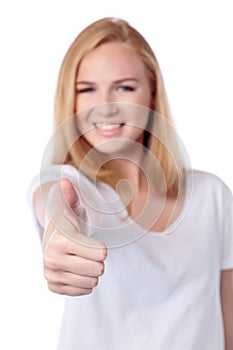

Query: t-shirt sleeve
left=221, top=189, right=233, bottom=270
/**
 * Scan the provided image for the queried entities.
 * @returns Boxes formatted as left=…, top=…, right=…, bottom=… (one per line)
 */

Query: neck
left=108, top=144, right=148, bottom=193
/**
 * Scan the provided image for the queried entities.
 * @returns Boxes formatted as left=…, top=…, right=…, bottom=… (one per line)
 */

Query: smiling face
left=75, top=42, right=153, bottom=154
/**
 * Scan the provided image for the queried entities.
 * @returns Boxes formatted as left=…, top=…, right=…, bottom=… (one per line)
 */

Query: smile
left=93, top=122, right=125, bottom=136
left=94, top=122, right=125, bottom=131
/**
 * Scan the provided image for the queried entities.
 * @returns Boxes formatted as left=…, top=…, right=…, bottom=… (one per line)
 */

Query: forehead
left=77, top=42, right=146, bottom=80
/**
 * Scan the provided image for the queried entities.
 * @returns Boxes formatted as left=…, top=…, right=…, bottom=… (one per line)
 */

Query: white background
left=0, top=0, right=232, bottom=349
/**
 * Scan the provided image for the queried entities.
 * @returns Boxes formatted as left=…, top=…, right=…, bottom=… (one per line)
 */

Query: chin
left=93, top=138, right=142, bottom=157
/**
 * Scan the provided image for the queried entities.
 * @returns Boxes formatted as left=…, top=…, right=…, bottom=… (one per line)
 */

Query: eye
left=76, top=87, right=95, bottom=93
left=118, top=85, right=135, bottom=92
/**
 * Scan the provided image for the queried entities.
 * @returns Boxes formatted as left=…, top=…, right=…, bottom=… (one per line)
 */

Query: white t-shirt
left=28, top=165, right=233, bottom=350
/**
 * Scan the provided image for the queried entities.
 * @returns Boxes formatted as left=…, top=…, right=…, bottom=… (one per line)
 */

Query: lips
left=94, top=122, right=125, bottom=130
left=93, top=122, right=125, bottom=136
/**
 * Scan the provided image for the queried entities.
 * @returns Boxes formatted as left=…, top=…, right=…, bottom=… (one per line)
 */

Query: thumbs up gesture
left=42, top=178, right=107, bottom=297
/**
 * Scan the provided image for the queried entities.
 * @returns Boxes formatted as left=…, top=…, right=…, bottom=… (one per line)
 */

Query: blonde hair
left=53, top=17, right=186, bottom=197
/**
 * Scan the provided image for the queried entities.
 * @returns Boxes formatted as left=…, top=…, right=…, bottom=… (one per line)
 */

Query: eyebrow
left=76, top=81, right=95, bottom=85
left=76, top=78, right=140, bottom=85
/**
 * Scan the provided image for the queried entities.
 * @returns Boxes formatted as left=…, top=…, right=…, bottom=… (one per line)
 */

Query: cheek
left=75, top=98, right=83, bottom=114
left=75, top=96, right=90, bottom=114
left=138, top=93, right=152, bottom=106
left=131, top=79, right=153, bottom=107
left=75, top=96, right=79, bottom=112
left=84, top=129, right=96, bottom=143
left=77, top=129, right=97, bottom=149
left=125, top=105, right=150, bottom=129
left=122, top=125, right=145, bottom=145
left=74, top=107, right=94, bottom=133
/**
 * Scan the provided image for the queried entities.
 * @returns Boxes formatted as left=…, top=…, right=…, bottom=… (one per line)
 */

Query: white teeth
left=95, top=123, right=122, bottom=130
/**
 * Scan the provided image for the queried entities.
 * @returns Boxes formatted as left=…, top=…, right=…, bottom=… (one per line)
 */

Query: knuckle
left=44, top=268, right=60, bottom=285
left=82, top=288, right=93, bottom=296
left=98, top=262, right=105, bottom=276
left=52, top=231, right=67, bottom=251
left=47, top=282, right=93, bottom=297
left=43, top=268, right=52, bottom=282
left=47, top=282, right=63, bottom=295
left=44, top=255, right=61, bottom=271
left=98, top=247, right=108, bottom=261
left=93, top=262, right=105, bottom=277
left=89, top=277, right=98, bottom=288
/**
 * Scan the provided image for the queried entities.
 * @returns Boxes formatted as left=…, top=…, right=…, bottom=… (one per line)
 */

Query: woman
left=29, top=17, right=233, bottom=349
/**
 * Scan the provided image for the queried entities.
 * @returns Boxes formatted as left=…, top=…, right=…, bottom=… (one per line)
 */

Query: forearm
left=221, top=270, right=233, bottom=350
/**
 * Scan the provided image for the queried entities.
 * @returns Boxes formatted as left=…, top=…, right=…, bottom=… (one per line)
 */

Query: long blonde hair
left=53, top=17, right=186, bottom=197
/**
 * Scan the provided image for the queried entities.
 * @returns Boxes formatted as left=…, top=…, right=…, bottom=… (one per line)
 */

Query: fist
left=42, top=178, right=107, bottom=296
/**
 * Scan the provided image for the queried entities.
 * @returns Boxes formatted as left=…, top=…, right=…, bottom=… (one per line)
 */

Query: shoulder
left=39, top=163, right=95, bottom=190
left=189, top=169, right=232, bottom=207
left=192, top=169, right=231, bottom=191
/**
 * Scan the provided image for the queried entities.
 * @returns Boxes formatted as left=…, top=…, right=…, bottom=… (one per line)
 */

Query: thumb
left=60, top=178, right=79, bottom=209
left=60, top=178, right=89, bottom=236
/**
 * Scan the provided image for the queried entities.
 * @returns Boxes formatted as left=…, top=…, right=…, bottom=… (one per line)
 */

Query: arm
left=220, top=269, right=233, bottom=350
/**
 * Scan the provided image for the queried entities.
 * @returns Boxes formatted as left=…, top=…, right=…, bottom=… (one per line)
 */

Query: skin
left=221, top=270, right=233, bottom=349
left=75, top=42, right=152, bottom=154
left=33, top=42, right=233, bottom=347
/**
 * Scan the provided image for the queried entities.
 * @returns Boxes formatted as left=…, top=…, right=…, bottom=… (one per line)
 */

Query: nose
left=96, top=102, right=119, bottom=117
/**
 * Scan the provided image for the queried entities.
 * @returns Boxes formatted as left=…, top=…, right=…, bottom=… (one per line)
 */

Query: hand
left=42, top=178, right=107, bottom=297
